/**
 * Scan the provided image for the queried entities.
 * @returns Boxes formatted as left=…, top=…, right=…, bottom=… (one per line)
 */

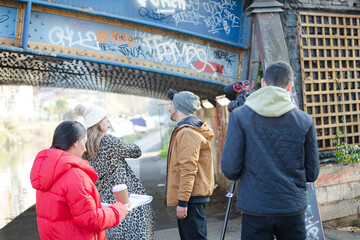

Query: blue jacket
left=221, top=86, right=320, bottom=216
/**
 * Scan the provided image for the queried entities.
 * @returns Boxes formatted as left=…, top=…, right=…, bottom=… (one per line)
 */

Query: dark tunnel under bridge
left=0, top=50, right=226, bottom=100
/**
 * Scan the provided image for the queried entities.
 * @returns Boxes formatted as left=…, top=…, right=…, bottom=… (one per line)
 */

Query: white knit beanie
left=74, top=104, right=107, bottom=129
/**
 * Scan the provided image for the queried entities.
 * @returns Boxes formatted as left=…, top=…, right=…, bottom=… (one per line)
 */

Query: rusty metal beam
left=246, top=0, right=298, bottom=105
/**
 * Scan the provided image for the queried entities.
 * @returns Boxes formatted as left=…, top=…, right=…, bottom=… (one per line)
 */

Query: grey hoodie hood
left=244, top=86, right=296, bottom=117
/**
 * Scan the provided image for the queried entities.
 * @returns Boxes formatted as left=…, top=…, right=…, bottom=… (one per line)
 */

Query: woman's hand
left=124, top=202, right=133, bottom=213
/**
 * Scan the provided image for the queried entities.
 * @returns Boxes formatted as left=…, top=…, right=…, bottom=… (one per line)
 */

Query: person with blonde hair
left=75, top=104, right=155, bottom=240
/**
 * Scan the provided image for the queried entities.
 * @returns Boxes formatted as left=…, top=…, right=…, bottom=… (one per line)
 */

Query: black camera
left=167, top=88, right=177, bottom=100
left=224, top=81, right=254, bottom=112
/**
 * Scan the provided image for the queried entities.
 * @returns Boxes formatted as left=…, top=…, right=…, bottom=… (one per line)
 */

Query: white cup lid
left=112, top=184, right=127, bottom=192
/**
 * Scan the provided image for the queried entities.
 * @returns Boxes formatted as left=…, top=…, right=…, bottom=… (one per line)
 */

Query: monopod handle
left=220, top=181, right=237, bottom=240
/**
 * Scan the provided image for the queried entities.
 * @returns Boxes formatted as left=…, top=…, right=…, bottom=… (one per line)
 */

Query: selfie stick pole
left=220, top=180, right=237, bottom=240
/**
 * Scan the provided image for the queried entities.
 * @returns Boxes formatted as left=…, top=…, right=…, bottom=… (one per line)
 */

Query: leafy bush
left=158, top=126, right=174, bottom=159
left=332, top=130, right=360, bottom=164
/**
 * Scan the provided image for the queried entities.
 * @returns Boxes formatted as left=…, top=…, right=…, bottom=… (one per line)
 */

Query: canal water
left=0, top=140, right=49, bottom=229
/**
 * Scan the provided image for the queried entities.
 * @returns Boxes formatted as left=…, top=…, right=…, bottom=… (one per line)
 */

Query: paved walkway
left=1, top=130, right=359, bottom=239
left=1, top=204, right=359, bottom=240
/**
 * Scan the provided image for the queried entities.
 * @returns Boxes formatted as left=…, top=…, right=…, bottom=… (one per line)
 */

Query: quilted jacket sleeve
left=304, top=122, right=320, bottom=182
left=177, top=128, right=202, bottom=202
left=64, top=168, right=127, bottom=232
left=221, top=111, right=245, bottom=180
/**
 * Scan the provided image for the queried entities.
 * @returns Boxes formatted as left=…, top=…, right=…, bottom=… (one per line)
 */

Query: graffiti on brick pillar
left=29, top=11, right=238, bottom=78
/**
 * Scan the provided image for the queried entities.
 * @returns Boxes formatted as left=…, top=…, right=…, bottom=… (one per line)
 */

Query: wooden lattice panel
left=299, top=12, right=360, bottom=151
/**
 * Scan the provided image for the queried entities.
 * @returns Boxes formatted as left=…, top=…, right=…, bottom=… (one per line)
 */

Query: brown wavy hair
left=86, top=122, right=105, bottom=158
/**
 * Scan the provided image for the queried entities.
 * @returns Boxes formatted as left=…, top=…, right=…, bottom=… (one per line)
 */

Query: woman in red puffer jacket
left=30, top=121, right=129, bottom=240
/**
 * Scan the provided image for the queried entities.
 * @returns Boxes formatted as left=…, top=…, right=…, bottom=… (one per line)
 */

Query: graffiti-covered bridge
left=0, top=0, right=252, bottom=100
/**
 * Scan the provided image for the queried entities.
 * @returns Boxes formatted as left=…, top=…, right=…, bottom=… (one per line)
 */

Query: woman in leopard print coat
left=75, top=104, right=155, bottom=240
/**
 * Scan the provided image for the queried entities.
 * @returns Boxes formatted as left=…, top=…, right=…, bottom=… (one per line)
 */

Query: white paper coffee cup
left=112, top=184, right=129, bottom=204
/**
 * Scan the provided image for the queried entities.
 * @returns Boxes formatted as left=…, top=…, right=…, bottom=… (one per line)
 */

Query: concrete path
left=0, top=130, right=359, bottom=240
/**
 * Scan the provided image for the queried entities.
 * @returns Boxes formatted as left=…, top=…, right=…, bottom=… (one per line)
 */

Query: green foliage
left=54, top=98, right=69, bottom=120
left=255, top=63, right=263, bottom=90
left=0, top=118, right=23, bottom=146
left=332, top=130, right=360, bottom=164
left=158, top=126, right=174, bottom=159
left=158, top=148, right=168, bottom=159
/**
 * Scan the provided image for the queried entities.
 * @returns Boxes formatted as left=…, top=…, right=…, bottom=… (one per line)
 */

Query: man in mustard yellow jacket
left=165, top=89, right=215, bottom=240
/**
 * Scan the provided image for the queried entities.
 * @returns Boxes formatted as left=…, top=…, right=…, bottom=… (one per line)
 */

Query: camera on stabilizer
left=224, top=81, right=254, bottom=112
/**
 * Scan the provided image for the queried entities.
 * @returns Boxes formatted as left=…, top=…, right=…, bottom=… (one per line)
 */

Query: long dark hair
left=51, top=121, right=86, bottom=151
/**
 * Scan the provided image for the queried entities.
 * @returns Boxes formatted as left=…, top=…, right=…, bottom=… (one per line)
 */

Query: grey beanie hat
left=173, top=91, right=201, bottom=115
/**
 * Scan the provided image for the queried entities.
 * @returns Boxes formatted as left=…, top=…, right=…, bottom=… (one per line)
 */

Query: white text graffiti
left=202, top=0, right=240, bottom=35
left=48, top=26, right=100, bottom=50
left=137, top=0, right=186, bottom=13
left=142, top=35, right=224, bottom=75
left=305, top=193, right=321, bottom=240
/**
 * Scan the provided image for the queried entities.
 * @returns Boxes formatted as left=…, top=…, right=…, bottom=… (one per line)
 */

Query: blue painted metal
left=28, top=11, right=239, bottom=79
left=24, top=0, right=249, bottom=49
left=22, top=0, right=32, bottom=49
left=0, top=44, right=227, bottom=87
left=240, top=11, right=252, bottom=49
left=0, top=6, right=18, bottom=39
left=241, top=48, right=249, bottom=81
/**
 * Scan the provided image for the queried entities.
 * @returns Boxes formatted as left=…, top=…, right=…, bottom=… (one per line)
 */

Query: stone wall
left=315, top=163, right=360, bottom=221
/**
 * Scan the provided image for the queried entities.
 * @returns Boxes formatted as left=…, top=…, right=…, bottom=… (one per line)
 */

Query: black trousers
left=177, top=203, right=207, bottom=240
left=241, top=212, right=306, bottom=240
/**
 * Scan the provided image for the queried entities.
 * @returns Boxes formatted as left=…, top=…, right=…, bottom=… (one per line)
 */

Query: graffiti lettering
left=117, top=44, right=152, bottom=59
left=305, top=193, right=320, bottom=240
left=214, top=49, right=235, bottom=65
left=0, top=14, right=9, bottom=23
left=202, top=0, right=240, bottom=35
left=99, top=43, right=117, bottom=53
left=96, top=31, right=137, bottom=48
left=173, top=10, right=204, bottom=25
left=99, top=42, right=155, bottom=59
left=142, top=35, right=222, bottom=75
left=137, top=0, right=240, bottom=36
left=316, top=168, right=353, bottom=187
left=306, top=222, right=320, bottom=240
left=194, top=61, right=223, bottom=74
left=48, top=26, right=100, bottom=50
left=138, top=7, right=174, bottom=23
left=224, top=9, right=240, bottom=27
left=137, top=0, right=186, bottom=11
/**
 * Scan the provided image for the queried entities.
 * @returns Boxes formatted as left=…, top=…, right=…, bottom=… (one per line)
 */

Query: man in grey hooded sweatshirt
left=221, top=61, right=320, bottom=240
